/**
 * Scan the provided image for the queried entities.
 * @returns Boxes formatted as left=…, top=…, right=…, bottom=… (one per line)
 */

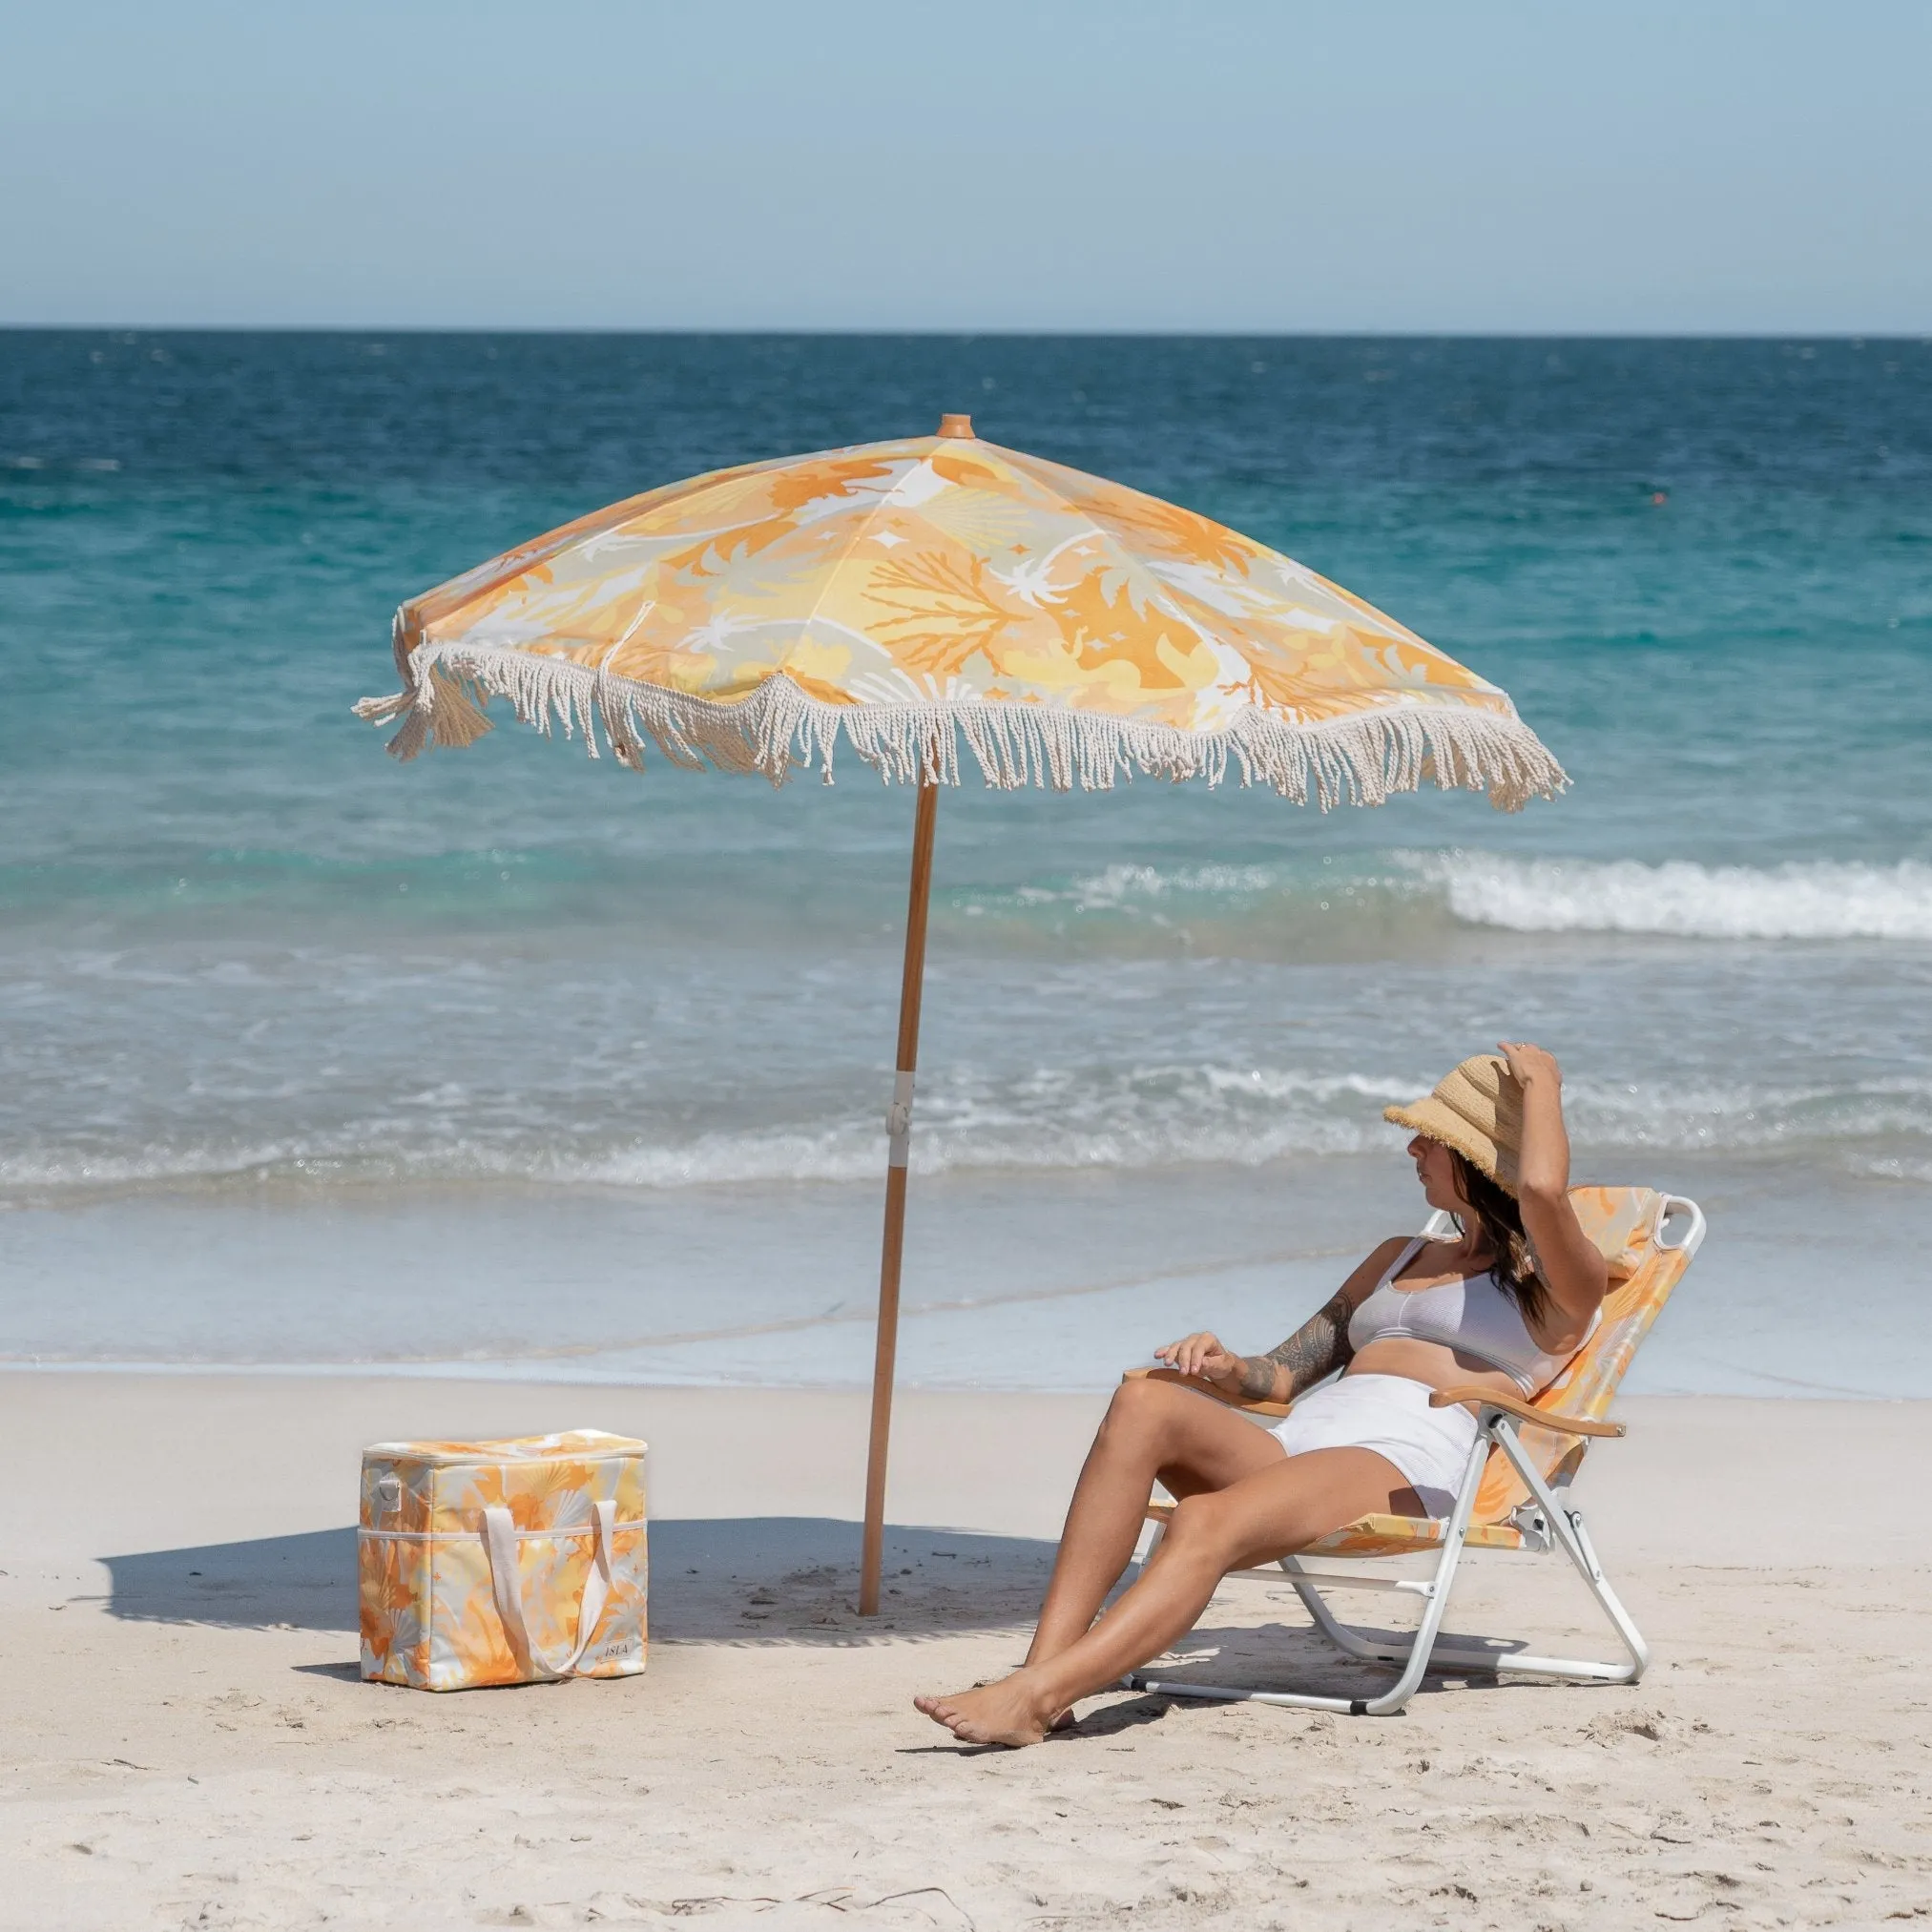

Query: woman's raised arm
left=1496, top=1041, right=1609, bottom=1348
left=1152, top=1236, right=1407, bottom=1404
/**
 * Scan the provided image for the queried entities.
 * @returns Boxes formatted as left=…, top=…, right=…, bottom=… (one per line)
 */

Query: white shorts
left=1266, top=1374, right=1479, bottom=1518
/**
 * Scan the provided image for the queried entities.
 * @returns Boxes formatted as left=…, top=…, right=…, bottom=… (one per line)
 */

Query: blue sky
left=3, top=0, right=1928, bottom=332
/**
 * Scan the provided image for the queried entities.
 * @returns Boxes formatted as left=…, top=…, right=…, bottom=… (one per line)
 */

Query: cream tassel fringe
left=354, top=640, right=1569, bottom=812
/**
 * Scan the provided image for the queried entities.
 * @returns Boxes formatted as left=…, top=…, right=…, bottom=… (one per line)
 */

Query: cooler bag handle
left=480, top=1497, right=617, bottom=1679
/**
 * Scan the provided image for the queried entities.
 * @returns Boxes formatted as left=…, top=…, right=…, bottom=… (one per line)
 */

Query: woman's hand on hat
left=1497, top=1041, right=1561, bottom=1089
left=1153, top=1331, right=1247, bottom=1392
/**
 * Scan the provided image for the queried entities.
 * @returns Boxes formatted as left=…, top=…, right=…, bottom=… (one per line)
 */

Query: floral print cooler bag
left=359, top=1430, right=648, bottom=1691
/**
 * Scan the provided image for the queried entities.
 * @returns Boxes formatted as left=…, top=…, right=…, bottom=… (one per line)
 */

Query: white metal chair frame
left=1128, top=1194, right=1706, bottom=1717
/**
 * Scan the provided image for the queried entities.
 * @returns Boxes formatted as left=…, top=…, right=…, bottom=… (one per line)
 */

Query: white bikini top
left=1347, top=1236, right=1599, bottom=1395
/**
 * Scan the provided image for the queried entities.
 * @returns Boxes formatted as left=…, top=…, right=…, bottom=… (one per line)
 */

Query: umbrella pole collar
left=886, top=1070, right=916, bottom=1169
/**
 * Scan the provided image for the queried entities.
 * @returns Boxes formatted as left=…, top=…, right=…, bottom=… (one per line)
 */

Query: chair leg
left=1490, top=1423, right=1650, bottom=1682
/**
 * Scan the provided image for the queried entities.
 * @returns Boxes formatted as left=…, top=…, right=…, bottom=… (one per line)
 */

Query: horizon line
left=3, top=323, right=1929, bottom=343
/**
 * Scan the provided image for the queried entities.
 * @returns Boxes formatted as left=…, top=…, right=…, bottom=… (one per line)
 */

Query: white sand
left=1, top=1373, right=1927, bottom=1929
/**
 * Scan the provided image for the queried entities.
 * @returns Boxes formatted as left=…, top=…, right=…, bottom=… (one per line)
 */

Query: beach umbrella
left=358, top=414, right=1566, bottom=1613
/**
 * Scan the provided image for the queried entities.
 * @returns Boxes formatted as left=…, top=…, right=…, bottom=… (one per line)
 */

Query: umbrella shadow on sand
left=95, top=1517, right=1068, bottom=1648
left=98, top=1522, right=1519, bottom=1714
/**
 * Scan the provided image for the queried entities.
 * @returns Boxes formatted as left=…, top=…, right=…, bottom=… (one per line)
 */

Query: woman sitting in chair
left=915, top=1042, right=1610, bottom=1747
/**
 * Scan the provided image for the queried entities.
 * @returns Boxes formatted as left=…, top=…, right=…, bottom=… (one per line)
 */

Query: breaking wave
left=953, top=853, right=1932, bottom=949
left=1424, top=854, right=1932, bottom=941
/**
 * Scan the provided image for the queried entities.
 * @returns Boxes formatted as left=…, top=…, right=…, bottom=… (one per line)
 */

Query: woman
left=915, top=1043, right=1609, bottom=1747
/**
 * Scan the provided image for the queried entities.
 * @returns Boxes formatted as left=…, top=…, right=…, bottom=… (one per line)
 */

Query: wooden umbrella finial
left=936, top=413, right=975, bottom=438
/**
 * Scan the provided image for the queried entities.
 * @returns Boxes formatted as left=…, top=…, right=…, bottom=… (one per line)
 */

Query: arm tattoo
left=1235, top=1291, right=1355, bottom=1402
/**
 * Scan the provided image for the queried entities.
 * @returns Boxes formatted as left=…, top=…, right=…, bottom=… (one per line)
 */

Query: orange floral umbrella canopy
left=360, top=416, right=1565, bottom=809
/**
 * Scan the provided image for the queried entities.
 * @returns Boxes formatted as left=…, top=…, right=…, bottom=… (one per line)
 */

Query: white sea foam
left=1426, top=854, right=1932, bottom=940
left=1054, top=863, right=1282, bottom=905
left=961, top=860, right=1420, bottom=937
left=995, top=852, right=1932, bottom=944
left=966, top=852, right=1932, bottom=945
left=0, top=1067, right=1417, bottom=1199
left=8, top=1063, right=1931, bottom=1200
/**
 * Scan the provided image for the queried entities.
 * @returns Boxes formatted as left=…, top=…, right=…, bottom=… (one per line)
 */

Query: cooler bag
left=359, top=1429, right=648, bottom=1690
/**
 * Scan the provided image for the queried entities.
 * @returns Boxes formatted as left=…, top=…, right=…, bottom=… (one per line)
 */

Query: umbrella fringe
left=354, top=642, right=1568, bottom=813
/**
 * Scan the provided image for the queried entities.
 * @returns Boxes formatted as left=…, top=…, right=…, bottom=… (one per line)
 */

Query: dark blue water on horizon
left=3, top=331, right=1929, bottom=1394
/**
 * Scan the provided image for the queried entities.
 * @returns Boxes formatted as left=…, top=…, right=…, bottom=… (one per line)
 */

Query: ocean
left=3, top=332, right=1928, bottom=1397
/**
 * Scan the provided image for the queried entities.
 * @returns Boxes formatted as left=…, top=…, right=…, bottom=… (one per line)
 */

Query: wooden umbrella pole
left=860, top=775, right=940, bottom=1615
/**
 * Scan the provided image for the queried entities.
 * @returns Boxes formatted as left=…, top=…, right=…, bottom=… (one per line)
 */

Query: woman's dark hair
left=1447, top=1151, right=1548, bottom=1327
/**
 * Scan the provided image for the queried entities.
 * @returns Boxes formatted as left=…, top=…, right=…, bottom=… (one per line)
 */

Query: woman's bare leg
left=1023, top=1377, right=1286, bottom=1671
left=918, top=1445, right=1410, bottom=1746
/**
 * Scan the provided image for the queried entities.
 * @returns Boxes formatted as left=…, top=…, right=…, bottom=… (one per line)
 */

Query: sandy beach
left=1, top=1372, right=1926, bottom=1929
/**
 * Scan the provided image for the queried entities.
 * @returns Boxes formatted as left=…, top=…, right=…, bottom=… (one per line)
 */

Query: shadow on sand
left=98, top=1517, right=1524, bottom=1707
left=97, top=1516, right=1065, bottom=1645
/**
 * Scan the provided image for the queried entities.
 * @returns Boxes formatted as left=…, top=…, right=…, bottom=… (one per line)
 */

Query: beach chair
left=1125, top=1186, right=1706, bottom=1716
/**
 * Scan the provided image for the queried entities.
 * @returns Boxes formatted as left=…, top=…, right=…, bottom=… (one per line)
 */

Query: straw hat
left=1383, top=1054, right=1523, bottom=1194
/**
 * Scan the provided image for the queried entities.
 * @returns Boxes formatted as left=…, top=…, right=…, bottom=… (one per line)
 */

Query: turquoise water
left=2, top=332, right=1929, bottom=1392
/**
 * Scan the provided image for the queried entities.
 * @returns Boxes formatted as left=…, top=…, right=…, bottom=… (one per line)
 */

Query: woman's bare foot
left=914, top=1673, right=1057, bottom=1748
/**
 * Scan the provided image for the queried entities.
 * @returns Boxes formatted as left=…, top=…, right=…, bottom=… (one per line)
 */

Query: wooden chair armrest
left=1123, top=1365, right=1291, bottom=1420
left=1428, top=1384, right=1626, bottom=1438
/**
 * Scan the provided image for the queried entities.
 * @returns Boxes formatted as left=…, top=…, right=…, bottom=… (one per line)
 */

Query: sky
left=3, top=0, right=1929, bottom=334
